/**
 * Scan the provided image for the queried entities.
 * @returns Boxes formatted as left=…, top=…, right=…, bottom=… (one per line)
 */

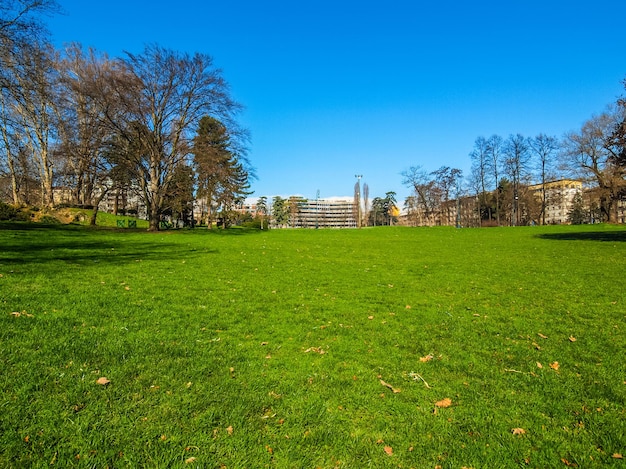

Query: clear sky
left=48, top=1, right=626, bottom=203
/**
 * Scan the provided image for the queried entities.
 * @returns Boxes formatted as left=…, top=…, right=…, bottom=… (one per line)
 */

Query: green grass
left=0, top=223, right=625, bottom=468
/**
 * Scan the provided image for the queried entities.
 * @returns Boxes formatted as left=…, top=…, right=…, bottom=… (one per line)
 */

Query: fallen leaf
left=266, top=446, right=273, bottom=454
left=405, top=305, right=411, bottom=309
left=185, top=457, right=197, bottom=464
left=96, top=377, right=110, bottom=386
left=368, top=315, right=374, bottom=320
left=550, top=361, right=560, bottom=371
left=538, top=333, right=548, bottom=339
left=569, top=336, right=577, bottom=342
left=384, top=446, right=393, bottom=455
left=380, top=379, right=401, bottom=393
left=376, top=439, right=384, bottom=444
left=512, top=428, right=526, bottom=435
left=536, top=362, right=543, bottom=369
left=226, top=425, right=233, bottom=435
left=561, top=458, right=578, bottom=467
left=260, top=341, right=269, bottom=346
left=124, top=286, right=130, bottom=291
left=419, top=354, right=433, bottom=363
left=613, top=453, right=623, bottom=459
left=435, top=398, right=452, bottom=408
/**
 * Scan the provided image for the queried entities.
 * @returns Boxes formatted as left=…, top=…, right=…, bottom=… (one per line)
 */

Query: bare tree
left=503, top=134, right=530, bottom=225
left=401, top=166, right=440, bottom=225
left=561, top=108, right=626, bottom=222
left=55, top=44, right=118, bottom=207
left=2, top=43, right=60, bottom=207
left=362, top=182, right=369, bottom=226
left=486, top=135, right=503, bottom=225
left=470, top=136, right=492, bottom=223
left=529, top=133, right=559, bottom=224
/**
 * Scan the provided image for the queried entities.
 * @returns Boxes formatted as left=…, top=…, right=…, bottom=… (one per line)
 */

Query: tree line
left=402, top=83, right=626, bottom=226
left=0, top=1, right=251, bottom=230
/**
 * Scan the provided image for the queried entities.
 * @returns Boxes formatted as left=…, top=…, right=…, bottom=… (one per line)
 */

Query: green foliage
left=0, top=224, right=625, bottom=467
left=568, top=191, right=587, bottom=225
left=37, top=214, right=61, bottom=224
left=0, top=202, right=23, bottom=221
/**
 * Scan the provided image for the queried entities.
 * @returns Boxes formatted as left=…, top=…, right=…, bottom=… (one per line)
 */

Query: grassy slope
left=0, top=224, right=624, bottom=468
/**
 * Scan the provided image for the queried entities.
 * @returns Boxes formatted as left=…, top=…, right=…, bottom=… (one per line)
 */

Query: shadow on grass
left=536, top=231, right=626, bottom=242
left=0, top=222, right=217, bottom=266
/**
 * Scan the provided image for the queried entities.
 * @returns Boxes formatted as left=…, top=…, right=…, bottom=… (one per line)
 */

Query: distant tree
left=193, top=116, right=250, bottom=228
left=272, top=196, right=288, bottom=227
left=470, top=136, right=492, bottom=222
left=486, top=135, right=504, bottom=225
left=362, top=182, right=369, bottom=226
left=161, top=163, right=195, bottom=227
left=256, top=195, right=268, bottom=229
left=560, top=108, right=626, bottom=223
left=431, top=166, right=463, bottom=225
left=567, top=191, right=586, bottom=225
left=353, top=178, right=362, bottom=228
left=402, top=165, right=440, bottom=225
left=369, top=197, right=384, bottom=226
left=383, top=191, right=398, bottom=225
left=529, top=133, right=559, bottom=224
left=503, top=134, right=531, bottom=225
left=288, top=196, right=306, bottom=227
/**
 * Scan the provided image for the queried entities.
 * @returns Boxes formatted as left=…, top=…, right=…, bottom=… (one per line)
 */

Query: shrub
left=0, top=201, right=19, bottom=220
left=38, top=215, right=62, bottom=224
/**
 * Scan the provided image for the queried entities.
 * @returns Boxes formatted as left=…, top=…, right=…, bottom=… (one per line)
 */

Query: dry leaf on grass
left=512, top=428, right=526, bottom=435
left=538, top=333, right=548, bottom=339
left=550, top=361, right=560, bottom=371
left=226, top=425, right=233, bottom=435
left=380, top=379, right=401, bottom=393
left=96, top=377, right=110, bottom=386
left=383, top=446, right=393, bottom=455
left=304, top=347, right=325, bottom=354
left=537, top=362, right=543, bottom=369
left=419, top=354, right=433, bottom=362
left=569, top=336, right=577, bottom=342
left=185, top=457, right=197, bottom=464
left=435, top=398, right=452, bottom=408
left=613, top=454, right=623, bottom=459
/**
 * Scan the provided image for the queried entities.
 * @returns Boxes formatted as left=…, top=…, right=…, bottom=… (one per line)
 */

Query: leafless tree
left=529, top=133, right=559, bottom=224
left=486, top=134, right=504, bottom=225
left=470, top=136, right=492, bottom=222
left=503, top=134, right=530, bottom=225
left=560, top=107, right=626, bottom=222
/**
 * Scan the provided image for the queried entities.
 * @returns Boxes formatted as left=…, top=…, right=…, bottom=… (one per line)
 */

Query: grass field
left=1, top=223, right=625, bottom=468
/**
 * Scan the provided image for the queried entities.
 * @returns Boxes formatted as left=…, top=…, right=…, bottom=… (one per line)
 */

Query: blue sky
left=48, top=1, right=626, bottom=203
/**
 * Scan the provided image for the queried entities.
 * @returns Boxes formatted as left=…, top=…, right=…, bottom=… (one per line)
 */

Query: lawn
left=0, top=223, right=625, bottom=468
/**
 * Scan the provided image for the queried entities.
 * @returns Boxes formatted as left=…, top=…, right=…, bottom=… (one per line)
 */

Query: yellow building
left=528, top=179, right=583, bottom=225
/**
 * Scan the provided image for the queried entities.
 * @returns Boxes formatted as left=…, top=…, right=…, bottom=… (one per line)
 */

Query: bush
left=0, top=202, right=29, bottom=221
left=38, top=215, right=61, bottom=225
left=0, top=201, right=19, bottom=220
